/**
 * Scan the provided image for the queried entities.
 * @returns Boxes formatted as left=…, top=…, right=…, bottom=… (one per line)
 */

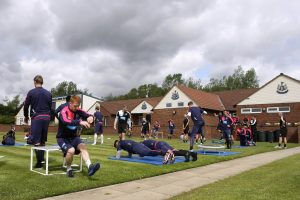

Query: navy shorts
left=30, top=117, right=50, bottom=145
left=169, top=129, right=174, bottom=135
left=118, top=124, right=127, bottom=134
left=57, top=137, right=83, bottom=154
left=94, top=123, right=103, bottom=134
left=279, top=128, right=287, bottom=137
left=141, top=128, right=149, bottom=134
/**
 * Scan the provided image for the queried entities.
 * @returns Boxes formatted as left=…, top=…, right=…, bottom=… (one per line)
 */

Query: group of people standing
left=20, top=74, right=290, bottom=177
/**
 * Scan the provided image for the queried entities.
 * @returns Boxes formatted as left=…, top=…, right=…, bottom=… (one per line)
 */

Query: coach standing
left=24, top=75, right=52, bottom=168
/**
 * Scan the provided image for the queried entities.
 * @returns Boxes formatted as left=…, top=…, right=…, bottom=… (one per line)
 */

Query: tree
left=162, top=73, right=185, bottom=91
left=184, top=77, right=203, bottom=90
left=203, top=66, right=259, bottom=92
left=147, top=84, right=165, bottom=97
left=0, top=95, right=22, bottom=124
left=51, top=81, right=92, bottom=97
left=242, top=68, right=259, bottom=88
left=127, top=88, right=139, bottom=99
left=203, top=76, right=227, bottom=92
left=137, top=84, right=148, bottom=98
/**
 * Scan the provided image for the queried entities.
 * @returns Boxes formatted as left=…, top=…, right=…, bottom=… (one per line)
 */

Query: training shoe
left=274, top=145, right=282, bottom=148
left=34, top=162, right=43, bottom=168
left=190, top=152, right=198, bottom=161
left=88, top=163, right=100, bottom=176
left=66, top=169, right=74, bottom=178
left=284, top=146, right=287, bottom=149
left=163, top=152, right=171, bottom=164
left=184, top=152, right=190, bottom=162
left=128, top=152, right=132, bottom=158
left=169, top=153, right=175, bottom=164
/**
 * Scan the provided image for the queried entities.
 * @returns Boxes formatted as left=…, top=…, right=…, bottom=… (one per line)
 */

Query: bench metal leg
left=45, top=150, right=49, bottom=175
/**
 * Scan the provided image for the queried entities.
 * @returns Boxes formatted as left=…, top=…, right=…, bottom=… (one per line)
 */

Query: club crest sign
left=171, top=90, right=179, bottom=100
left=141, top=102, right=147, bottom=110
left=277, top=82, right=288, bottom=94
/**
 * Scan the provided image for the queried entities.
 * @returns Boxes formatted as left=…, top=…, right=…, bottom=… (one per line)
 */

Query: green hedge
left=0, top=115, right=15, bottom=124
left=81, top=127, right=94, bottom=135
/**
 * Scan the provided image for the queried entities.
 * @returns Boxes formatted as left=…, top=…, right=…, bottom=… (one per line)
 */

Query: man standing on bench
left=24, top=75, right=52, bottom=168
left=57, top=95, right=100, bottom=178
left=142, top=140, right=197, bottom=163
left=187, top=101, right=207, bottom=152
left=114, top=139, right=173, bottom=164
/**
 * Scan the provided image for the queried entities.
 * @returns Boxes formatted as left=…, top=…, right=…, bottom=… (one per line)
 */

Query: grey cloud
left=49, top=0, right=215, bottom=64
left=1, top=0, right=300, bottom=101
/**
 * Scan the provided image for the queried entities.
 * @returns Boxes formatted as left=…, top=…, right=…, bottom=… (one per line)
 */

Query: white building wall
left=15, top=106, right=30, bottom=125
left=82, top=95, right=101, bottom=114
left=238, top=75, right=300, bottom=105
left=155, top=86, right=194, bottom=109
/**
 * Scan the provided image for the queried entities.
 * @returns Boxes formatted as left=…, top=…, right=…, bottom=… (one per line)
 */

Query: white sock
left=116, top=150, right=122, bottom=159
left=85, top=159, right=91, bottom=168
left=93, top=134, right=97, bottom=144
left=100, top=135, right=104, bottom=144
left=67, top=166, right=72, bottom=171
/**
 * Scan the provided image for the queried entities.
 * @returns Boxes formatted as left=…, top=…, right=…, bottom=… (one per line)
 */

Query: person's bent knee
left=67, top=147, right=76, bottom=155
left=77, top=143, right=86, bottom=150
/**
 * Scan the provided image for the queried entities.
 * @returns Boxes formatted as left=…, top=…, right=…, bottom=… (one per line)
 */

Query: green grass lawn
left=170, top=153, right=300, bottom=200
left=0, top=132, right=298, bottom=200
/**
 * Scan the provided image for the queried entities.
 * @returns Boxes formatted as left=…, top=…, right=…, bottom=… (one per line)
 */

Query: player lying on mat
left=113, top=139, right=174, bottom=164
left=142, top=140, right=197, bottom=162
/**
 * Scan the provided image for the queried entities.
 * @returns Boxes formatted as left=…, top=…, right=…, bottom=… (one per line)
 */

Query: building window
left=178, top=102, right=184, bottom=107
left=241, top=108, right=262, bottom=114
left=267, top=107, right=290, bottom=113
left=251, top=108, right=262, bottom=113
left=20, top=118, right=23, bottom=125
left=166, top=103, right=172, bottom=108
left=103, top=116, right=109, bottom=126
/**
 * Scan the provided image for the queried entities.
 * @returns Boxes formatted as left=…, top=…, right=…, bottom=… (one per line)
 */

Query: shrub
left=0, top=115, right=15, bottom=124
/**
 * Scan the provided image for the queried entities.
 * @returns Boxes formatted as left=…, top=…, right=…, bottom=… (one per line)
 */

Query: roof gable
left=238, top=73, right=300, bottom=105
left=101, top=97, right=162, bottom=114
left=155, top=85, right=225, bottom=111
left=131, top=101, right=153, bottom=114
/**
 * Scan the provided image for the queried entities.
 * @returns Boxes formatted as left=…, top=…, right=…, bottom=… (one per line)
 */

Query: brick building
left=99, top=85, right=258, bottom=139
left=236, top=73, right=300, bottom=142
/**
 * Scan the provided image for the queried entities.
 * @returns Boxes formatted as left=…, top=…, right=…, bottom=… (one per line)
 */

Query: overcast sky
left=1, top=0, right=300, bottom=102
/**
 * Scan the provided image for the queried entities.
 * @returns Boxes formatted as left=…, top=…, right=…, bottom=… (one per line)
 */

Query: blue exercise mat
left=196, top=150, right=240, bottom=156
left=108, top=155, right=186, bottom=165
left=0, top=142, right=27, bottom=147
left=234, top=146, right=251, bottom=148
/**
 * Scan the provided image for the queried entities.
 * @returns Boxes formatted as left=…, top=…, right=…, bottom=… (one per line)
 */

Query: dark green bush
left=81, top=127, right=94, bottom=135
left=0, top=115, right=15, bottom=124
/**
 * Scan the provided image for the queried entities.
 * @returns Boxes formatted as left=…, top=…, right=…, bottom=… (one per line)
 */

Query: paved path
left=42, top=147, right=300, bottom=200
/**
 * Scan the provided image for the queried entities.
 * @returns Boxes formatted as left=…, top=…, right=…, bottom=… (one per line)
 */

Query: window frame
left=267, top=106, right=290, bottom=113
left=241, top=107, right=262, bottom=114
